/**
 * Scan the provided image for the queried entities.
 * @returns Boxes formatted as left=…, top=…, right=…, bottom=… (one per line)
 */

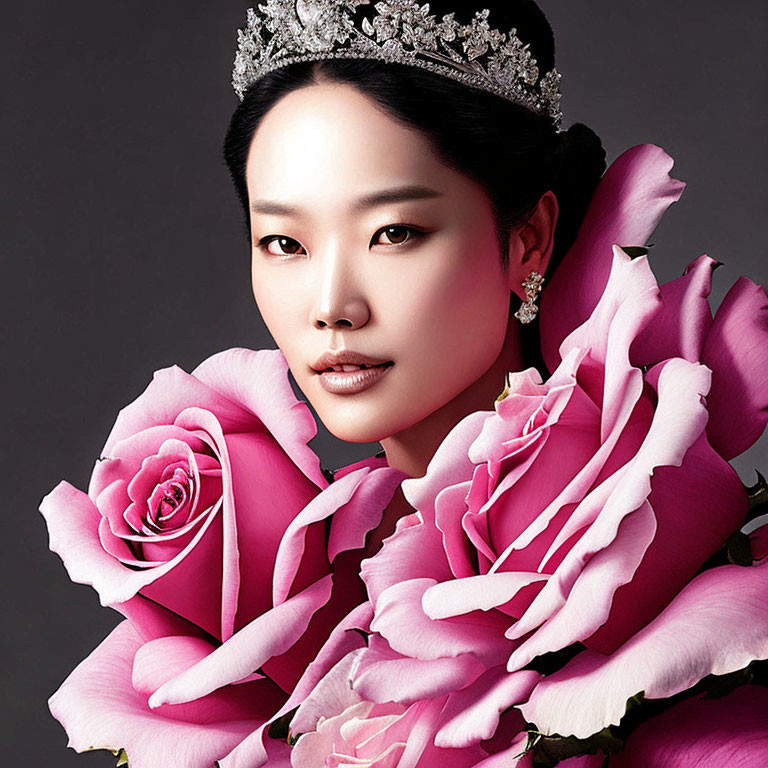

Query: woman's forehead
left=244, top=82, right=486, bottom=216
left=247, top=83, right=443, bottom=177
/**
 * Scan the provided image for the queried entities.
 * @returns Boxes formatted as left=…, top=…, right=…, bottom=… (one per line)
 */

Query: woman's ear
left=507, top=190, right=559, bottom=300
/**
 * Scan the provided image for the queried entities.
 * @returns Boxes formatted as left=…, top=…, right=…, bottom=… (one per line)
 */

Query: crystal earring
left=514, top=271, right=545, bottom=324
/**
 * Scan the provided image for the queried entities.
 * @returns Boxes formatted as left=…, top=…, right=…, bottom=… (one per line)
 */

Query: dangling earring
left=514, top=270, right=545, bottom=324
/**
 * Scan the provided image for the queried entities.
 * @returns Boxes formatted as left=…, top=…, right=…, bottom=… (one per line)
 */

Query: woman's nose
left=312, top=296, right=370, bottom=329
left=310, top=256, right=370, bottom=330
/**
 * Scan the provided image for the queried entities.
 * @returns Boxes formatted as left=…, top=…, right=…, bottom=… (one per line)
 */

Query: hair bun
left=559, top=123, right=606, bottom=179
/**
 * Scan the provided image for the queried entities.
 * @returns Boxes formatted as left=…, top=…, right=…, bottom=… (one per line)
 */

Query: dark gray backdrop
left=2, top=1, right=766, bottom=764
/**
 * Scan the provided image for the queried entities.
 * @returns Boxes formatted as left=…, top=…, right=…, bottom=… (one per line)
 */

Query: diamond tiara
left=232, top=0, right=564, bottom=130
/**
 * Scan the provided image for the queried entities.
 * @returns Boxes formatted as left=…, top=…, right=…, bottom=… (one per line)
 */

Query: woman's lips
left=316, top=361, right=395, bottom=395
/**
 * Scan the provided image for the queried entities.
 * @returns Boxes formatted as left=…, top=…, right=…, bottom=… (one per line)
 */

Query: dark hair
left=223, top=0, right=606, bottom=371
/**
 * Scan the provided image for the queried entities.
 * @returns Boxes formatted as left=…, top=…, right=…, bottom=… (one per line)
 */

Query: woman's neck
left=380, top=318, right=526, bottom=478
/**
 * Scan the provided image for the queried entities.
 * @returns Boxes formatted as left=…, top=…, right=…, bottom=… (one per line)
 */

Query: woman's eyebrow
left=250, top=185, right=443, bottom=217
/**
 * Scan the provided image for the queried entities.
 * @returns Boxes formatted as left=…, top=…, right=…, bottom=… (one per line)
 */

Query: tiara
left=232, top=0, right=564, bottom=130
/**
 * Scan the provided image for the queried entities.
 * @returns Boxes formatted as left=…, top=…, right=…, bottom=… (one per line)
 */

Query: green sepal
left=496, top=372, right=514, bottom=404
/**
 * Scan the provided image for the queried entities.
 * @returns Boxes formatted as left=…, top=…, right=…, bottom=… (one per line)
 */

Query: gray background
left=2, top=1, right=766, bottom=763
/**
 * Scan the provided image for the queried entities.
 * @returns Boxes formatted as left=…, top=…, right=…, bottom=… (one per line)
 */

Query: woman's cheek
left=252, top=268, right=307, bottom=358
left=398, top=257, right=510, bottom=386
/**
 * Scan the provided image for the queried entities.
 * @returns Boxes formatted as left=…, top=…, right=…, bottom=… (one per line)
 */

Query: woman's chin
left=319, top=412, right=396, bottom=445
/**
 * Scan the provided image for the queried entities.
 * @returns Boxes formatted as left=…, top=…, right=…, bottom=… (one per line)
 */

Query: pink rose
left=289, top=651, right=488, bottom=768
left=353, top=146, right=768, bottom=753
left=217, top=604, right=535, bottom=768
left=41, top=348, right=404, bottom=767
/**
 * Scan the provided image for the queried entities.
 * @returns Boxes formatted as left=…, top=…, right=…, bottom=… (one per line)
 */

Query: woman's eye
left=372, top=225, right=422, bottom=248
left=257, top=235, right=306, bottom=258
left=257, top=226, right=424, bottom=257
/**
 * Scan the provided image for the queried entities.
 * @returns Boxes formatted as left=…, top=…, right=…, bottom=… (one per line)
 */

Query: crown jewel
left=232, top=1, right=564, bottom=129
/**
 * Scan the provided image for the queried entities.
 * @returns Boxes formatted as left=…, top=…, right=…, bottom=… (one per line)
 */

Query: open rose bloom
left=40, top=349, right=403, bottom=767
left=310, top=145, right=768, bottom=765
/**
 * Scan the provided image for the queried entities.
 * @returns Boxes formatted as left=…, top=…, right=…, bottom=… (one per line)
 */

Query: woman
left=223, top=0, right=602, bottom=481
left=39, top=1, right=768, bottom=766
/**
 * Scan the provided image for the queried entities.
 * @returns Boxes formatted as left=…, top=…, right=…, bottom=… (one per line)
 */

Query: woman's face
left=246, top=82, right=526, bottom=446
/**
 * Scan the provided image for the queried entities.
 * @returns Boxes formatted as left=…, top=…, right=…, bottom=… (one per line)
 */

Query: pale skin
left=246, top=79, right=558, bottom=485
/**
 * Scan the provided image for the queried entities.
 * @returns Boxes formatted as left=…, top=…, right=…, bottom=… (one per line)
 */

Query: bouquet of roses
left=42, top=145, right=768, bottom=767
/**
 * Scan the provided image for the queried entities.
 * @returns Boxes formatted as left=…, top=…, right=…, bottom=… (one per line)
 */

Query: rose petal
left=191, top=348, right=327, bottom=488
left=48, top=622, right=266, bottom=768
left=291, top=650, right=366, bottom=735
left=362, top=514, right=453, bottom=607
left=328, top=466, right=407, bottom=561
left=332, top=453, right=391, bottom=479
left=116, top=594, right=205, bottom=644
left=131, top=635, right=223, bottom=696
left=506, top=357, right=712, bottom=649
left=611, top=686, right=768, bottom=768
left=435, top=481, right=479, bottom=579
left=422, top=572, right=549, bottom=620
left=435, top=667, right=540, bottom=748
left=468, top=733, right=531, bottom=767
left=397, top=698, right=486, bottom=768
left=540, top=144, right=686, bottom=371
left=506, top=500, right=657, bottom=671
left=401, top=410, right=490, bottom=519
left=40, top=481, right=218, bottom=609
left=588, top=428, right=746, bottom=652
left=354, top=636, right=488, bottom=706
left=148, top=575, right=334, bottom=707
left=560, top=249, right=660, bottom=442
left=100, top=364, right=254, bottom=457
left=222, top=431, right=319, bottom=628
left=520, top=563, right=768, bottom=738
left=218, top=719, right=291, bottom=768
left=88, top=424, right=209, bottom=501
left=137, top=497, right=226, bottom=639
left=630, top=254, right=717, bottom=366
left=219, top=603, right=374, bottom=768
left=370, top=578, right=512, bottom=665
left=272, top=468, right=392, bottom=606
left=702, top=276, right=768, bottom=460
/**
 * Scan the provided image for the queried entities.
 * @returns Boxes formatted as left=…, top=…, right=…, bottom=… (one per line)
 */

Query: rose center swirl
left=144, top=466, right=194, bottom=534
